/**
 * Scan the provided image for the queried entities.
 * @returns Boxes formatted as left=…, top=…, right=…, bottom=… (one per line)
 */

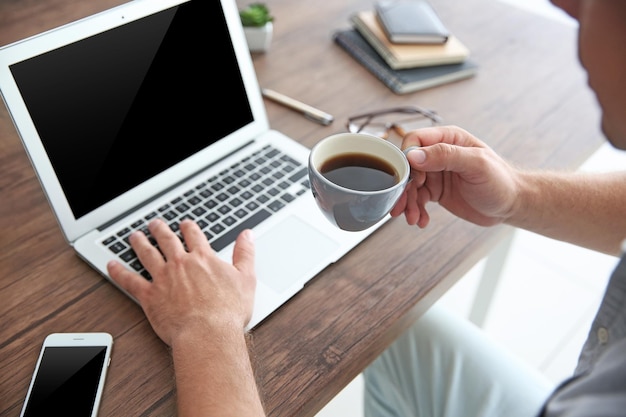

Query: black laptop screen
left=10, top=0, right=253, bottom=219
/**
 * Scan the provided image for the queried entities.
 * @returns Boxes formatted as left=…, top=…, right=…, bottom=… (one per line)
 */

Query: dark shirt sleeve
left=540, top=339, right=626, bottom=417
left=540, top=253, right=626, bottom=417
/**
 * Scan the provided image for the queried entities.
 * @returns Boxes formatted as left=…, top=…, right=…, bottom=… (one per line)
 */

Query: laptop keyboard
left=101, top=144, right=310, bottom=280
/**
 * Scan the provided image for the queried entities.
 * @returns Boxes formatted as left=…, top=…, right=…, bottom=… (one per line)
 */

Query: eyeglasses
left=347, top=106, right=442, bottom=141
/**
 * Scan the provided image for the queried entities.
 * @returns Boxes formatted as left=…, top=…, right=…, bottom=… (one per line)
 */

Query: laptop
left=0, top=0, right=388, bottom=328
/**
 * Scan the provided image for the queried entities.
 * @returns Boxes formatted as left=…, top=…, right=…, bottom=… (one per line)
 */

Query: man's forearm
left=508, top=170, right=626, bottom=256
left=172, top=325, right=265, bottom=417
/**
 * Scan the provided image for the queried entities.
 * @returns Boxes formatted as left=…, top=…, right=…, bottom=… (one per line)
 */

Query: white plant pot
left=243, top=22, right=273, bottom=52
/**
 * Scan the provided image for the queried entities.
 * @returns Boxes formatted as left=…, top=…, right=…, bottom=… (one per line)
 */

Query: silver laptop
left=0, top=0, right=388, bottom=328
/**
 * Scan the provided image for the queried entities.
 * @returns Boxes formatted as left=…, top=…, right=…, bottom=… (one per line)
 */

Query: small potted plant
left=239, top=3, right=274, bottom=52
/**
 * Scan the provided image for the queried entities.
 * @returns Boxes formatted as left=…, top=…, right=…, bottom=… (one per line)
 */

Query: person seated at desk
left=106, top=0, right=626, bottom=415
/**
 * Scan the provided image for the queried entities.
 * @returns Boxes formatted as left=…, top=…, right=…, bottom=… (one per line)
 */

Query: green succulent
left=239, top=3, right=274, bottom=27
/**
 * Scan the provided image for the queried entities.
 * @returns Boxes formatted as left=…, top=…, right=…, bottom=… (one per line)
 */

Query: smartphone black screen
left=22, top=346, right=108, bottom=417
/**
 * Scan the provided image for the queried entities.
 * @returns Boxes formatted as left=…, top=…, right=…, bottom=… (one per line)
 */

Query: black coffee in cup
left=320, top=153, right=399, bottom=191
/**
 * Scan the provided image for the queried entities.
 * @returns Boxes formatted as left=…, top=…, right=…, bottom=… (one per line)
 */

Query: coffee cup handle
left=403, top=146, right=421, bottom=181
left=403, top=146, right=421, bottom=156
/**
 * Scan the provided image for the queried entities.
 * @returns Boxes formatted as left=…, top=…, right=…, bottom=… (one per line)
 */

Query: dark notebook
left=375, top=0, right=449, bottom=44
left=333, top=29, right=477, bottom=95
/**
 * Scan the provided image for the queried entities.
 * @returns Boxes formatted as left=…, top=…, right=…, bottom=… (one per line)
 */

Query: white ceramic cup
left=308, top=132, right=411, bottom=231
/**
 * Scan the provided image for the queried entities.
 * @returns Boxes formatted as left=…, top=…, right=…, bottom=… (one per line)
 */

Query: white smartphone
left=19, top=332, right=113, bottom=417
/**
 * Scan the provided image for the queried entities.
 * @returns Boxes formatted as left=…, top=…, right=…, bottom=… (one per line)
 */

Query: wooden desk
left=0, top=0, right=603, bottom=416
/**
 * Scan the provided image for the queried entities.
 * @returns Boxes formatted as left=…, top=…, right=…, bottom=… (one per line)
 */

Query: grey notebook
left=334, top=29, right=477, bottom=94
left=0, top=0, right=386, bottom=329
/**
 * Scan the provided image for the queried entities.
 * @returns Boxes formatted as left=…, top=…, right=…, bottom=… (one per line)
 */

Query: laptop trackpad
left=256, top=216, right=340, bottom=293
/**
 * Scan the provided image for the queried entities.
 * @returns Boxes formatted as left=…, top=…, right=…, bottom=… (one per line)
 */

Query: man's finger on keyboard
left=148, top=219, right=186, bottom=257
left=179, top=220, right=211, bottom=253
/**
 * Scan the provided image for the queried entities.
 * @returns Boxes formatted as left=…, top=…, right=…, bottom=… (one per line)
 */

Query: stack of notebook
left=333, top=0, right=477, bottom=94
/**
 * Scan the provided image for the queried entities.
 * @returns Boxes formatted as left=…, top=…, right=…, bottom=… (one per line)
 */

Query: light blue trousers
left=363, top=305, right=555, bottom=417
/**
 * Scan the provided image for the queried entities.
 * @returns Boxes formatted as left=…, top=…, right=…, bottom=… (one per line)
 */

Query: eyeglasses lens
left=349, top=110, right=438, bottom=144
